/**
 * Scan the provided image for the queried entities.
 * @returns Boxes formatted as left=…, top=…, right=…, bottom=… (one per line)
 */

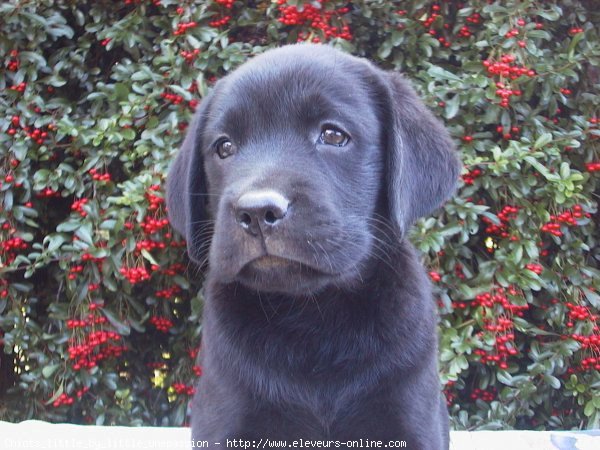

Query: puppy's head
left=167, top=44, right=460, bottom=295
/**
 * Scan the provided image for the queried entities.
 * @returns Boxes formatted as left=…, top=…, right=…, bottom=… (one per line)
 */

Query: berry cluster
left=443, top=380, right=456, bottom=407
left=6, top=49, right=19, bottom=71
left=566, top=303, right=597, bottom=327
left=146, top=186, right=164, bottom=211
left=180, top=48, right=200, bottom=64
left=67, top=264, right=85, bottom=281
left=6, top=116, right=54, bottom=145
left=156, top=285, right=181, bottom=299
left=0, top=279, right=8, bottom=299
left=462, top=167, right=482, bottom=185
left=454, top=263, right=466, bottom=280
left=2, top=173, right=15, bottom=185
left=483, top=55, right=535, bottom=107
left=277, top=0, right=352, bottom=42
left=71, top=198, right=89, bottom=217
left=52, top=386, right=92, bottom=407
left=476, top=322, right=517, bottom=370
left=52, top=386, right=90, bottom=408
left=124, top=0, right=161, bottom=5
left=569, top=27, right=584, bottom=35
left=119, top=265, right=151, bottom=284
left=66, top=315, right=106, bottom=329
left=68, top=330, right=126, bottom=371
left=506, top=18, right=541, bottom=48
left=585, top=162, right=600, bottom=172
left=525, top=263, right=543, bottom=275
left=193, top=365, right=202, bottom=377
left=570, top=333, right=600, bottom=350
left=483, top=54, right=534, bottom=77
left=135, top=238, right=166, bottom=253
left=457, top=12, right=482, bottom=39
left=420, top=4, right=450, bottom=46
left=473, top=286, right=529, bottom=315
left=469, top=286, right=526, bottom=369
left=417, top=4, right=483, bottom=47
left=162, top=263, right=186, bottom=276
left=51, top=392, right=74, bottom=407
left=140, top=216, right=169, bottom=235
left=429, top=271, right=441, bottom=282
left=160, top=89, right=184, bottom=105
left=578, top=357, right=600, bottom=372
left=1, top=235, right=28, bottom=265
left=172, top=382, right=195, bottom=396
left=469, top=387, right=497, bottom=402
left=493, top=81, right=523, bottom=108
left=160, top=89, right=197, bottom=110
left=482, top=205, right=519, bottom=239
left=541, top=205, right=588, bottom=237
left=120, top=185, right=184, bottom=284
left=10, top=82, right=26, bottom=93
left=82, top=251, right=106, bottom=265
left=496, top=125, right=521, bottom=140
left=173, top=21, right=197, bottom=36
left=209, top=15, right=231, bottom=28
left=89, top=168, right=111, bottom=182
left=36, top=187, right=59, bottom=198
left=149, top=315, right=174, bottom=333
left=214, top=0, right=234, bottom=7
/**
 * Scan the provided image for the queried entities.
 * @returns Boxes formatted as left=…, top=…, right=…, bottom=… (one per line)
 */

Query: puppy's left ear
left=381, top=72, right=461, bottom=237
left=166, top=89, right=215, bottom=263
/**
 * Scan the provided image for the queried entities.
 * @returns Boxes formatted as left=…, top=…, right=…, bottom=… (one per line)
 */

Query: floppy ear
left=166, top=92, right=213, bottom=262
left=382, top=72, right=461, bottom=237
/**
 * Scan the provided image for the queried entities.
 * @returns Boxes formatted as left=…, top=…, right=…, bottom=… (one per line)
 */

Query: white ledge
left=1, top=420, right=599, bottom=449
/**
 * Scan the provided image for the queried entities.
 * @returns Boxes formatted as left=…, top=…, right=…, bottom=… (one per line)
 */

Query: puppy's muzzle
left=235, top=190, right=290, bottom=236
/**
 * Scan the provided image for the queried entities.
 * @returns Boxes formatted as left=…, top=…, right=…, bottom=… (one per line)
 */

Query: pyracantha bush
left=1, top=0, right=599, bottom=430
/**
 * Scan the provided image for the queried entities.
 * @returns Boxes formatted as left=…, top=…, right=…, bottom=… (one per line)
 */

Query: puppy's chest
left=233, top=313, right=385, bottom=407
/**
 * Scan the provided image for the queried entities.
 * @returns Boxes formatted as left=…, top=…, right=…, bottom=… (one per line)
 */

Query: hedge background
left=1, top=0, right=599, bottom=431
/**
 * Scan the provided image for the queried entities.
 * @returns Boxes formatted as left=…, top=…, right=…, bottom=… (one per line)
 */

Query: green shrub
left=1, top=0, right=598, bottom=430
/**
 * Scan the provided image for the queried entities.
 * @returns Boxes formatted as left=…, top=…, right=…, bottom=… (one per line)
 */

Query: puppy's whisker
left=188, top=218, right=215, bottom=226
left=182, top=190, right=221, bottom=196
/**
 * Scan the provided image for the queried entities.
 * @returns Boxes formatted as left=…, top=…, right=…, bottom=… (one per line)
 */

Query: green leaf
left=533, top=133, right=553, bottom=149
left=102, top=309, right=131, bottom=335
left=141, top=249, right=158, bottom=266
left=543, top=374, right=561, bottom=389
left=427, top=65, right=462, bottom=83
left=42, top=364, right=59, bottom=378
left=584, top=400, right=596, bottom=417
left=445, top=95, right=460, bottom=119
left=497, top=371, right=513, bottom=386
left=44, top=385, right=64, bottom=405
left=75, top=223, right=93, bottom=245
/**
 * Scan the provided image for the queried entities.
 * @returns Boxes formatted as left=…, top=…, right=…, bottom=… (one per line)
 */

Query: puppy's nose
left=235, top=190, right=290, bottom=235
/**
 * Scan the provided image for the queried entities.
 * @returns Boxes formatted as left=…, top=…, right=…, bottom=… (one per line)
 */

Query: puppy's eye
left=215, top=139, right=235, bottom=159
left=318, top=127, right=350, bottom=147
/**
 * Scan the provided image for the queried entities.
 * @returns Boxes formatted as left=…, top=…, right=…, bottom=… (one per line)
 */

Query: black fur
left=167, top=44, right=460, bottom=449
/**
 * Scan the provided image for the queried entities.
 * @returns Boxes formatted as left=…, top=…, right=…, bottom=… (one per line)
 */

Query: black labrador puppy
left=167, top=44, right=460, bottom=448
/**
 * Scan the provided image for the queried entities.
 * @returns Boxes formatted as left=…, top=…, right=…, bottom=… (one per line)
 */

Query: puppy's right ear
left=166, top=92, right=213, bottom=261
left=380, top=72, right=461, bottom=238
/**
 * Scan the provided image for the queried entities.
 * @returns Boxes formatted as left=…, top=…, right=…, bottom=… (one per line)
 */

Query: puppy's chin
left=235, top=256, right=335, bottom=295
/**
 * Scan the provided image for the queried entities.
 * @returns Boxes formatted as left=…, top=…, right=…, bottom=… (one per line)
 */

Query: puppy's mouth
left=236, top=255, right=334, bottom=294
left=249, top=255, right=296, bottom=270
left=243, top=254, right=329, bottom=277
